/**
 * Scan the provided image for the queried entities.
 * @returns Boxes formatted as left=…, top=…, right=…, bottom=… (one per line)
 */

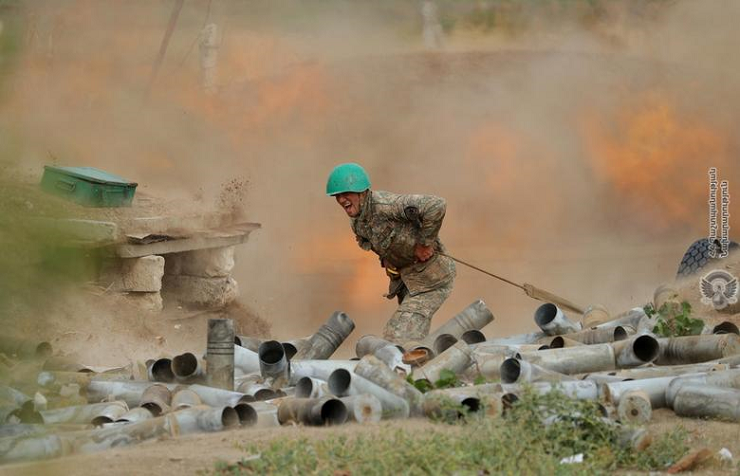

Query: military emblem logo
left=700, top=269, right=739, bottom=310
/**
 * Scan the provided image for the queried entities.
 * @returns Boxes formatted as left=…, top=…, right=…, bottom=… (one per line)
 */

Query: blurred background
left=0, top=0, right=738, bottom=359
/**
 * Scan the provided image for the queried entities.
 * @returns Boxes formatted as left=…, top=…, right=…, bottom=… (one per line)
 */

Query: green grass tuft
left=213, top=388, right=689, bottom=475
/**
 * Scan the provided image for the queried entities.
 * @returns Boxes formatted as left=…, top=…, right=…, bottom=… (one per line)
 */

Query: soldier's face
left=335, top=192, right=363, bottom=217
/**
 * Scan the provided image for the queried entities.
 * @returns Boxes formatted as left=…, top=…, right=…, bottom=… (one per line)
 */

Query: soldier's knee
left=383, top=311, right=432, bottom=343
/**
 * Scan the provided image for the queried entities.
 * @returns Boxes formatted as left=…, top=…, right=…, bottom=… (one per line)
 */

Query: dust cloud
left=1, top=1, right=738, bottom=356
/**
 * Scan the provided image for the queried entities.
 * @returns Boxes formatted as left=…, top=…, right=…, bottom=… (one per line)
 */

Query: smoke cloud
left=1, top=1, right=738, bottom=358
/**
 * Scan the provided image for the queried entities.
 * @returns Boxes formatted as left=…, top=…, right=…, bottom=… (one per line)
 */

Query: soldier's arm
left=355, top=233, right=372, bottom=251
left=397, top=194, right=447, bottom=246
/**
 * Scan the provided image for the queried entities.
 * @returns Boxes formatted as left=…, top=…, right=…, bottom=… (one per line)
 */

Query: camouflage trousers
left=382, top=281, right=453, bottom=344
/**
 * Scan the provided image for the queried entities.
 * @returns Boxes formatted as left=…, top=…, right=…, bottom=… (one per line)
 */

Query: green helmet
left=325, top=163, right=371, bottom=196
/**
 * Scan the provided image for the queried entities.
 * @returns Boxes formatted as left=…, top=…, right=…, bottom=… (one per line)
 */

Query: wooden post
left=147, top=0, right=185, bottom=96
left=199, top=23, right=219, bottom=95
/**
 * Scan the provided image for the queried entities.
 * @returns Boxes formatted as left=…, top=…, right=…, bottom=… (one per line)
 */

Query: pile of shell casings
left=2, top=286, right=739, bottom=464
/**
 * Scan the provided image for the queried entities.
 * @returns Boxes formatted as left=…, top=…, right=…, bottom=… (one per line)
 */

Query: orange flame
left=582, top=92, right=731, bottom=228
left=293, top=231, right=388, bottom=309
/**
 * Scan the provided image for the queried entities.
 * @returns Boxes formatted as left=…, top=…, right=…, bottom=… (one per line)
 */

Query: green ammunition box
left=40, top=166, right=138, bottom=208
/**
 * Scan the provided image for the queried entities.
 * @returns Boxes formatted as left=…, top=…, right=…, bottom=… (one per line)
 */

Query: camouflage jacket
left=351, top=190, right=456, bottom=296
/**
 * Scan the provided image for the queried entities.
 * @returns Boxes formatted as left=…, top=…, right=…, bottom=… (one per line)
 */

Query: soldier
left=326, top=163, right=456, bottom=343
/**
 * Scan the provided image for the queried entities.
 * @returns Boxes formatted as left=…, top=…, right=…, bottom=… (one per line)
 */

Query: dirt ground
left=1, top=411, right=739, bottom=476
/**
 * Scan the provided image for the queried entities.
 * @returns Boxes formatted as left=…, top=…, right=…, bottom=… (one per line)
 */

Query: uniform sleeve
left=398, top=194, right=447, bottom=246
left=355, top=234, right=372, bottom=251
left=350, top=221, right=373, bottom=251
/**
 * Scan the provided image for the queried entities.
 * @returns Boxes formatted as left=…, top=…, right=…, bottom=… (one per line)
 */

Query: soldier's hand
left=414, top=244, right=434, bottom=262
